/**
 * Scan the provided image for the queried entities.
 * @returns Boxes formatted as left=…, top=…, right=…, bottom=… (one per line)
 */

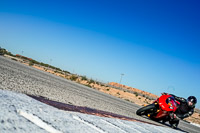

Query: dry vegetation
left=3, top=53, right=200, bottom=125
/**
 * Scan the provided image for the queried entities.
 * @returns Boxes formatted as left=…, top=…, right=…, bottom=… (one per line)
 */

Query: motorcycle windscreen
left=166, top=97, right=177, bottom=111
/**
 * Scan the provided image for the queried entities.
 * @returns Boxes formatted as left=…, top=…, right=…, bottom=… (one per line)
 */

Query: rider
left=162, top=93, right=197, bottom=128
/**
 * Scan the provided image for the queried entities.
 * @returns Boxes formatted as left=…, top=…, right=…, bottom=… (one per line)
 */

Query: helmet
left=187, top=96, right=197, bottom=108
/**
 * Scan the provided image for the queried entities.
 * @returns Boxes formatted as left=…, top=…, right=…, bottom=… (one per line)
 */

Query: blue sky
left=0, top=0, right=200, bottom=107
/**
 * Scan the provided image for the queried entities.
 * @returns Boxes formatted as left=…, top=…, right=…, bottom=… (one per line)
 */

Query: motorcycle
left=136, top=94, right=178, bottom=126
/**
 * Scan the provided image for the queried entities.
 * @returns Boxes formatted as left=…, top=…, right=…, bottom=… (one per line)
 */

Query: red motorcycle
left=136, top=94, right=177, bottom=123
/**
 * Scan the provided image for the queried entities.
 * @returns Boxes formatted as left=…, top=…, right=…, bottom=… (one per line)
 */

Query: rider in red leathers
left=162, top=93, right=197, bottom=128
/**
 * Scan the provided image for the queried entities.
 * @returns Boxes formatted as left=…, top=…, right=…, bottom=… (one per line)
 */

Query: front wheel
left=136, top=104, right=156, bottom=116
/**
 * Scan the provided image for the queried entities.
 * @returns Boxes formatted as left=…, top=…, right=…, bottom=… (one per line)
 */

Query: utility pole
left=119, top=73, right=124, bottom=89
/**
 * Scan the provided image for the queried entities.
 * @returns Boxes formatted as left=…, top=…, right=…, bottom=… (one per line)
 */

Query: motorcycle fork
left=147, top=102, right=160, bottom=117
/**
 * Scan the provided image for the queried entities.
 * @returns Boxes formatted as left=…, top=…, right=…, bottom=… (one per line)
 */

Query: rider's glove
left=174, top=114, right=181, bottom=120
left=173, top=114, right=177, bottom=119
left=169, top=113, right=179, bottom=120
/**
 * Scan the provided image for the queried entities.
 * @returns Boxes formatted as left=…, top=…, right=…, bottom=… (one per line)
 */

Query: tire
left=136, top=104, right=156, bottom=116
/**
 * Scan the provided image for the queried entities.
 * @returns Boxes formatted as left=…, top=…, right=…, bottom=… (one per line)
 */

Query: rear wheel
left=136, top=104, right=156, bottom=116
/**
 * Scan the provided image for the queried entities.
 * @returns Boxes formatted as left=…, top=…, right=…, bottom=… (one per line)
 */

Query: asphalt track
left=0, top=56, right=200, bottom=133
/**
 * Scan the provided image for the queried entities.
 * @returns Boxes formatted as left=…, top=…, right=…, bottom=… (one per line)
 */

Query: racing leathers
left=170, top=94, right=194, bottom=119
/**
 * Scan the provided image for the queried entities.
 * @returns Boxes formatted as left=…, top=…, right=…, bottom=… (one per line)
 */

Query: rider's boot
left=162, top=116, right=170, bottom=124
left=169, top=119, right=179, bottom=129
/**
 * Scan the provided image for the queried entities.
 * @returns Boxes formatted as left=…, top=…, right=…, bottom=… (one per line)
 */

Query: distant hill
left=109, top=82, right=159, bottom=100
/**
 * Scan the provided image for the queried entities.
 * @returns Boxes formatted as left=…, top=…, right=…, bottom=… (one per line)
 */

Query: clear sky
left=0, top=0, right=200, bottom=108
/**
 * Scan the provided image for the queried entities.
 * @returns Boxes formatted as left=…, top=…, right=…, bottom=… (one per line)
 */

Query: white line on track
left=116, top=120, right=142, bottom=133
left=18, top=110, right=62, bottom=133
left=100, top=119, right=128, bottom=133
left=72, top=115, right=106, bottom=133
left=126, top=121, right=152, bottom=133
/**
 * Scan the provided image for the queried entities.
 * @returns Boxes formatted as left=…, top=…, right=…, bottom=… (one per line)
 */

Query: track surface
left=0, top=56, right=199, bottom=132
left=0, top=89, right=183, bottom=133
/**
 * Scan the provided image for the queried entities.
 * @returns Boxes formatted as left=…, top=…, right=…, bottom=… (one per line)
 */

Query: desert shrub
left=85, top=84, right=92, bottom=88
left=31, top=59, right=40, bottom=64
left=81, top=76, right=88, bottom=81
left=29, top=61, right=34, bottom=66
left=63, top=70, right=70, bottom=74
left=134, top=92, right=138, bottom=97
left=40, top=62, right=48, bottom=67
left=0, top=48, right=5, bottom=55
left=125, top=99, right=130, bottom=102
left=117, top=92, right=120, bottom=95
left=70, top=75, right=78, bottom=81
left=89, top=79, right=95, bottom=84
left=0, top=47, right=14, bottom=56
left=106, top=89, right=110, bottom=91
left=55, top=67, right=62, bottom=71
left=101, top=84, right=105, bottom=87
left=11, top=58, right=17, bottom=61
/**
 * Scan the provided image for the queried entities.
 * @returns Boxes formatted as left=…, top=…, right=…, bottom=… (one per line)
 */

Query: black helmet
left=187, top=96, right=197, bottom=108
